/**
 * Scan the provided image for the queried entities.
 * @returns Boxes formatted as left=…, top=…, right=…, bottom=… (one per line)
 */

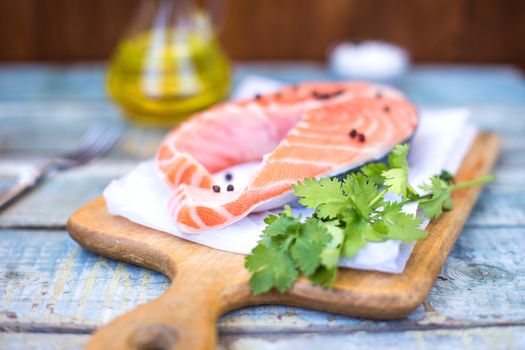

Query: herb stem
left=369, top=188, right=387, bottom=208
left=450, top=175, right=496, bottom=190
left=395, top=175, right=495, bottom=206
left=397, top=193, right=431, bottom=207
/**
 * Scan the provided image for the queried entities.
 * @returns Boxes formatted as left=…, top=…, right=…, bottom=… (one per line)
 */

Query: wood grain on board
left=67, top=132, right=500, bottom=349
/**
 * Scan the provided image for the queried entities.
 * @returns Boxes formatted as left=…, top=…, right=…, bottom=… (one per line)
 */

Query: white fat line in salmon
left=280, top=140, right=366, bottom=152
left=248, top=179, right=299, bottom=191
left=383, top=111, right=394, bottom=141
left=189, top=206, right=208, bottom=228
left=287, top=130, right=350, bottom=140
left=213, top=206, right=235, bottom=220
left=173, top=157, right=193, bottom=186
left=266, top=158, right=338, bottom=167
left=190, top=168, right=204, bottom=187
left=169, top=193, right=184, bottom=221
left=296, top=117, right=366, bottom=130
left=282, top=118, right=378, bottom=151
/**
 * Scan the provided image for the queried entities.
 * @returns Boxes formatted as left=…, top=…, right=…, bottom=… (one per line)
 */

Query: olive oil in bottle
left=107, top=1, right=231, bottom=126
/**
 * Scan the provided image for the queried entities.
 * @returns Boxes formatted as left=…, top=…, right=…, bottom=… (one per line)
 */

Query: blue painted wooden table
left=1, top=63, right=525, bottom=349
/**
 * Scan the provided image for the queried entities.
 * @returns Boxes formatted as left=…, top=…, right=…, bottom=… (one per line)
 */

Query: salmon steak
left=156, top=82, right=418, bottom=233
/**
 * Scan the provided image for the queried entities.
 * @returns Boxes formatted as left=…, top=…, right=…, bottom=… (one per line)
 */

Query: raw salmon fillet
left=156, top=82, right=418, bottom=233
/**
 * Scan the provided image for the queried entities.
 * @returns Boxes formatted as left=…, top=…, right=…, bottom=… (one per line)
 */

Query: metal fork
left=0, top=123, right=122, bottom=210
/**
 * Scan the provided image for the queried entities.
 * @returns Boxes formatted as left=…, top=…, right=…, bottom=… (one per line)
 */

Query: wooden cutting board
left=67, top=132, right=500, bottom=350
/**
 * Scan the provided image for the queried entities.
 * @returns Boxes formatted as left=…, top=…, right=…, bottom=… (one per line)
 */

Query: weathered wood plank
left=0, top=229, right=167, bottom=332
left=219, top=326, right=525, bottom=350
left=1, top=226, right=524, bottom=333
left=0, top=161, right=522, bottom=228
left=0, top=104, right=165, bottom=160
left=2, top=325, right=524, bottom=350
left=1, top=64, right=524, bottom=105
left=238, top=63, right=525, bottom=106
left=400, top=66, right=525, bottom=107
left=431, top=229, right=525, bottom=321
left=0, top=332, right=89, bottom=350
left=0, top=161, right=135, bottom=228
left=0, top=64, right=107, bottom=101
left=469, top=187, right=525, bottom=227
left=1, top=102, right=524, bottom=159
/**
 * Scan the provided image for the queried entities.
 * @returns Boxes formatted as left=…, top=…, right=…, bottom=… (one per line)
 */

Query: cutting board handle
left=86, top=270, right=222, bottom=350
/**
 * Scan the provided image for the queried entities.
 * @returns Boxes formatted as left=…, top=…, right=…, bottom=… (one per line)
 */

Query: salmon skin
left=156, top=82, right=418, bottom=233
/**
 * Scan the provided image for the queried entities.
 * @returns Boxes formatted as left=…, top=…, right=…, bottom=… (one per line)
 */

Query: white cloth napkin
left=103, top=77, right=477, bottom=274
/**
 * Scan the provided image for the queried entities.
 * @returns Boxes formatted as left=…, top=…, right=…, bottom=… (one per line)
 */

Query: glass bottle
left=107, top=0, right=231, bottom=126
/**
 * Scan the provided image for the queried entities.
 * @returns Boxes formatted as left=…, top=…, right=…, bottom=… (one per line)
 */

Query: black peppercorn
left=227, top=184, right=234, bottom=192
left=212, top=185, right=221, bottom=193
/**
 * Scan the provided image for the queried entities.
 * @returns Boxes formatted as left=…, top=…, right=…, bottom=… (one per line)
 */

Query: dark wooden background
left=0, top=0, right=523, bottom=67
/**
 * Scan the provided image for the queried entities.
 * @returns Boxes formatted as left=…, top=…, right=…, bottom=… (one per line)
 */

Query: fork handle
left=0, top=166, right=47, bottom=210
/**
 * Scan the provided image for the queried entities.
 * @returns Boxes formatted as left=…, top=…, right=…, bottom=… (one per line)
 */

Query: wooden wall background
left=0, top=0, right=523, bottom=67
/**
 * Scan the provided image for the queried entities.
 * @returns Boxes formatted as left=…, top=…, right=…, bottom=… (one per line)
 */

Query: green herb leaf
left=319, top=221, right=344, bottom=268
left=290, top=218, right=331, bottom=276
left=387, top=143, right=410, bottom=169
left=383, top=144, right=418, bottom=199
left=383, top=168, right=409, bottom=197
left=341, top=173, right=382, bottom=218
left=262, top=210, right=300, bottom=240
left=310, top=266, right=338, bottom=288
left=342, top=224, right=368, bottom=257
left=245, top=244, right=297, bottom=294
left=293, top=178, right=347, bottom=219
left=378, top=202, right=426, bottom=242
left=361, top=163, right=388, bottom=186
left=438, top=170, right=455, bottom=184
left=340, top=208, right=384, bottom=257
left=419, top=177, right=453, bottom=219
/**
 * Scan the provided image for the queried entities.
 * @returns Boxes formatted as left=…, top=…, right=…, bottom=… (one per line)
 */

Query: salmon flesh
left=156, top=82, right=418, bottom=233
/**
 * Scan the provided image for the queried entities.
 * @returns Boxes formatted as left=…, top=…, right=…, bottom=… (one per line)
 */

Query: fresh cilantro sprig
left=245, top=207, right=332, bottom=294
left=381, top=144, right=419, bottom=200
left=245, top=144, right=495, bottom=294
left=417, top=172, right=495, bottom=218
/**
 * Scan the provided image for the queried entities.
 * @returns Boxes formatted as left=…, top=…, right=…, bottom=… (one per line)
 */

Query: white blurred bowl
left=329, top=41, right=410, bottom=83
